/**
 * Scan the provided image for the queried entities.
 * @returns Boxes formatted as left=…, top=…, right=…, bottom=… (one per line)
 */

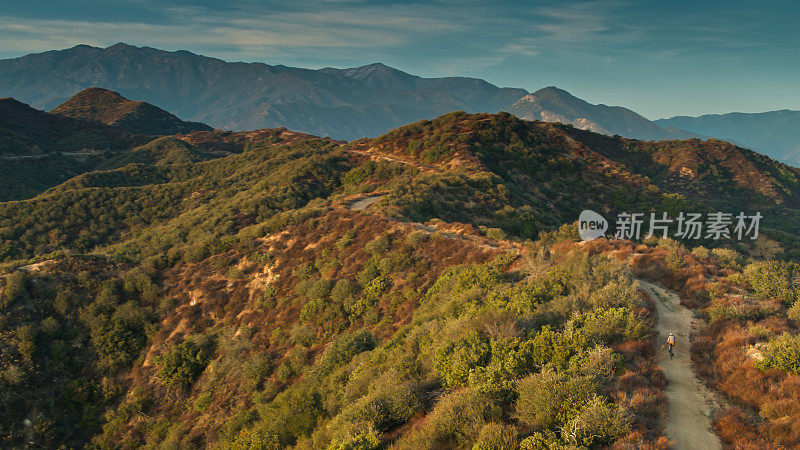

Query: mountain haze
left=656, top=110, right=800, bottom=166
left=0, top=43, right=694, bottom=144
left=6, top=42, right=800, bottom=164
left=510, top=87, right=698, bottom=141
left=0, top=44, right=526, bottom=139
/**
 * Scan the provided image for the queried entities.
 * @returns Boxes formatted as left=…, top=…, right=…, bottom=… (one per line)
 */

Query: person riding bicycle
left=667, top=333, right=676, bottom=355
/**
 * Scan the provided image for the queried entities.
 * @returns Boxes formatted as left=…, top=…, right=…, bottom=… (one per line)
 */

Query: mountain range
left=0, top=43, right=694, bottom=143
left=4, top=43, right=799, bottom=166
left=656, top=110, right=800, bottom=167
left=3, top=79, right=800, bottom=446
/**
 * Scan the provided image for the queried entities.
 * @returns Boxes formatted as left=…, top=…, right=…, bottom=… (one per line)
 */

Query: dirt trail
left=0, top=151, right=101, bottom=160
left=638, top=280, right=722, bottom=450
left=348, top=148, right=442, bottom=173
left=347, top=195, right=384, bottom=211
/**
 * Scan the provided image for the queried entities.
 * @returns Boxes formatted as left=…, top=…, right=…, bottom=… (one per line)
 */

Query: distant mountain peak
left=0, top=97, right=26, bottom=106
left=509, top=86, right=696, bottom=141
left=360, top=62, right=390, bottom=69
left=59, top=87, right=128, bottom=104
left=337, top=62, right=419, bottom=88
left=70, top=44, right=98, bottom=50
left=51, top=87, right=211, bottom=135
left=521, top=86, right=587, bottom=106
left=107, top=42, right=136, bottom=50
left=534, top=85, right=570, bottom=95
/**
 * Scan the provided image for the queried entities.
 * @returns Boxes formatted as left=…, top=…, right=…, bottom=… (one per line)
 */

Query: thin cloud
left=0, top=3, right=464, bottom=60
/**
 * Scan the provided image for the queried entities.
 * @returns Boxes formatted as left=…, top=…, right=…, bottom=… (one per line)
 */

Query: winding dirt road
left=638, top=280, right=722, bottom=450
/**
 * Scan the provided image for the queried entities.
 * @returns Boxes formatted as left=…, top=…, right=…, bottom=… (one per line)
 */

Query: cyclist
left=667, top=332, right=676, bottom=358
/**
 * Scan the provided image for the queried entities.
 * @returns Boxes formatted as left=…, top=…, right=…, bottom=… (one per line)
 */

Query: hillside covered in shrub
left=2, top=111, right=800, bottom=448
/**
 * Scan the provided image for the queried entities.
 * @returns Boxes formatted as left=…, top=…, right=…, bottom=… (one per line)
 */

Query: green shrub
left=691, top=246, right=711, bottom=259
left=788, top=301, right=800, bottom=325
left=85, top=299, right=154, bottom=371
left=40, top=316, right=59, bottom=335
left=327, top=422, right=382, bottom=450
left=244, top=353, right=273, bottom=385
left=357, top=258, right=381, bottom=286
left=576, top=307, right=647, bottom=344
left=484, top=337, right=542, bottom=380
left=331, top=279, right=357, bottom=307
left=503, top=274, right=567, bottom=315
left=467, top=365, right=516, bottom=398
left=472, top=422, right=518, bottom=450
left=567, top=346, right=623, bottom=380
left=528, top=326, right=575, bottom=371
left=336, top=230, right=357, bottom=249
left=658, top=238, right=688, bottom=271
left=426, top=264, right=505, bottom=302
left=246, top=386, right=324, bottom=447
left=317, top=330, right=375, bottom=375
left=586, top=280, right=640, bottom=310
left=1, top=364, right=25, bottom=384
left=420, top=143, right=452, bottom=163
left=308, top=278, right=333, bottom=301
left=342, top=161, right=377, bottom=186
left=337, top=381, right=422, bottom=432
left=361, top=276, right=391, bottom=302
left=364, top=235, right=391, bottom=254
left=276, top=363, right=294, bottom=383
left=15, top=324, right=36, bottom=364
left=515, top=370, right=598, bottom=429
left=707, top=302, right=779, bottom=323
left=711, top=248, right=744, bottom=270
left=300, top=298, right=325, bottom=323
left=434, top=331, right=491, bottom=387
left=748, top=324, right=772, bottom=340
left=561, top=396, right=631, bottom=447
left=290, top=324, right=316, bottom=347
left=405, top=230, right=429, bottom=246
left=757, top=333, right=800, bottom=374
left=519, top=430, right=563, bottom=449
left=745, top=261, right=800, bottom=306
left=485, top=228, right=506, bottom=241
left=194, top=392, right=214, bottom=412
left=538, top=222, right=579, bottom=244
left=399, top=389, right=500, bottom=448
left=156, top=339, right=212, bottom=387
left=2, top=270, right=27, bottom=307
left=227, top=425, right=281, bottom=449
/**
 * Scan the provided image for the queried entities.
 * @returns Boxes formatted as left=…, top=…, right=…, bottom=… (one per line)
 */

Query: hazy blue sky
left=0, top=0, right=798, bottom=119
